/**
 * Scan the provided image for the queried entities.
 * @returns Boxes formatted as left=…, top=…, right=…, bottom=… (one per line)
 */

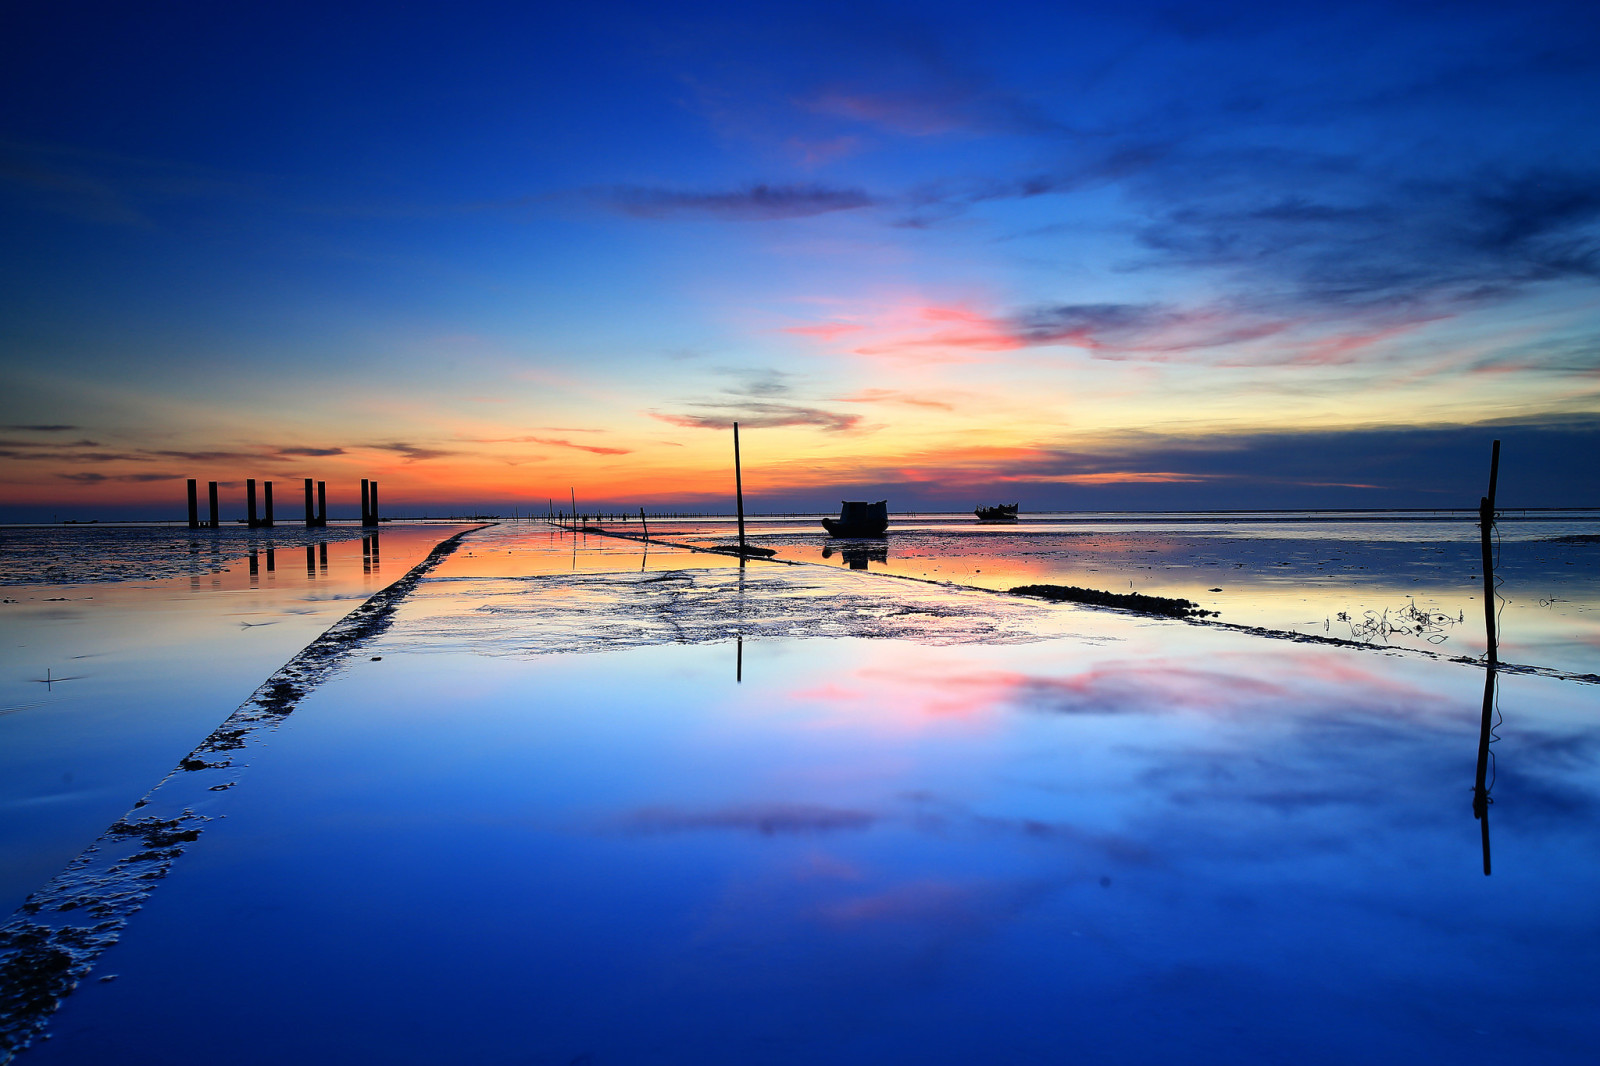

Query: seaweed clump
left=1009, top=584, right=1217, bottom=618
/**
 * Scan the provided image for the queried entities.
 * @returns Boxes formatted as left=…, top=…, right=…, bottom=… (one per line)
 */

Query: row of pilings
left=185, top=477, right=381, bottom=528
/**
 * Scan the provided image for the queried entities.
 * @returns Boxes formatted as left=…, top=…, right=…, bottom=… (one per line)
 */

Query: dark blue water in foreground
left=6, top=522, right=1596, bottom=1064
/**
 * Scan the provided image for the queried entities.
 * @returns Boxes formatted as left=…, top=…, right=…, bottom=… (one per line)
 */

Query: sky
left=2, top=0, right=1598, bottom=519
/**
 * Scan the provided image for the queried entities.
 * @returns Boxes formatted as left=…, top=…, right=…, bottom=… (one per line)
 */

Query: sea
left=1, top=512, right=1597, bottom=1064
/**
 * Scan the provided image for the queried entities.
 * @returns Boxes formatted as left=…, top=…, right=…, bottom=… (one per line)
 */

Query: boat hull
left=821, top=517, right=888, bottom=538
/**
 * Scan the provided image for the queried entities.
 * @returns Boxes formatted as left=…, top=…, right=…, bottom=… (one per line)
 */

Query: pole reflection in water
left=319, top=541, right=328, bottom=573
left=1473, top=663, right=1497, bottom=875
left=265, top=547, right=275, bottom=573
left=370, top=532, right=380, bottom=572
left=306, top=544, right=316, bottom=577
left=362, top=535, right=371, bottom=574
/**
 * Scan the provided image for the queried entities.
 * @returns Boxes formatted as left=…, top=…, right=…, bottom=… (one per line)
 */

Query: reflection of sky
left=21, top=528, right=1600, bottom=1063
left=0, top=525, right=469, bottom=913
left=498, top=515, right=1600, bottom=672
left=3, top=3, right=1599, bottom=518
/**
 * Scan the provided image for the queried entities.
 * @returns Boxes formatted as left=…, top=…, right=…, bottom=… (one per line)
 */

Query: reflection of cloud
left=620, top=804, right=877, bottom=836
left=814, top=880, right=985, bottom=925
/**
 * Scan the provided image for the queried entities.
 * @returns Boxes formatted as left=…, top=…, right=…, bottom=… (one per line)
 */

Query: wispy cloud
left=832, top=388, right=954, bottom=410
left=524, top=437, right=631, bottom=456
left=57, top=472, right=184, bottom=484
left=368, top=442, right=457, bottom=462
left=465, top=434, right=630, bottom=455
left=1, top=424, right=79, bottom=432
left=276, top=446, right=346, bottom=457
left=592, top=182, right=877, bottom=221
left=652, top=402, right=863, bottom=432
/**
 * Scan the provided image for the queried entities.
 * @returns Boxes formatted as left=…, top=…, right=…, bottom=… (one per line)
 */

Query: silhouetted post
left=316, top=481, right=327, bottom=526
left=247, top=479, right=259, bottom=528
left=640, top=507, right=649, bottom=541
left=1478, top=439, right=1500, bottom=667
left=733, top=421, right=747, bottom=555
left=263, top=481, right=275, bottom=527
left=208, top=482, right=219, bottom=527
left=266, top=547, right=276, bottom=572
left=249, top=550, right=259, bottom=575
left=368, top=481, right=379, bottom=526
left=304, top=479, right=315, bottom=527
left=1472, top=439, right=1501, bottom=876
left=360, top=479, right=370, bottom=526
left=187, top=479, right=199, bottom=528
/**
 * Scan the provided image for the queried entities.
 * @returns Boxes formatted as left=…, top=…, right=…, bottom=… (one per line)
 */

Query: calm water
left=0, top=525, right=476, bottom=914
left=3, top=517, right=1598, bottom=1063
left=655, top=510, right=1600, bottom=674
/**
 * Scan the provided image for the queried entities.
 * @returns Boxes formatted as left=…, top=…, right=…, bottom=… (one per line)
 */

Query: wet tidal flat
left=4, top=521, right=1600, bottom=1064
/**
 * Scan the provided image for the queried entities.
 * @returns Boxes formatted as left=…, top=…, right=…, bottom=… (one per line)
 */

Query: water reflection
left=1473, top=662, right=1499, bottom=875
left=823, top=541, right=889, bottom=571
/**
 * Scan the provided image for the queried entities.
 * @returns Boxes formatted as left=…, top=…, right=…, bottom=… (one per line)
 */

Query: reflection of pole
left=640, top=507, right=650, bottom=542
left=737, top=637, right=743, bottom=684
left=1472, top=439, right=1501, bottom=876
left=734, top=421, right=747, bottom=555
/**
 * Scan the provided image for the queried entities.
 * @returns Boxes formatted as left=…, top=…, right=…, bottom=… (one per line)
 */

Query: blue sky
left=3, top=0, right=1598, bottom=517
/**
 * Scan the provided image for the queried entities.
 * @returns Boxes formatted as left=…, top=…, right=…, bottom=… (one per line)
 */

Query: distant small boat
left=822, top=500, right=889, bottom=538
left=975, top=503, right=1019, bottom=522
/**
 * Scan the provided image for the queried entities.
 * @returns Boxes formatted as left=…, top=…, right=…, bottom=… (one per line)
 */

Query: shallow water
left=8, top=523, right=1599, bottom=1064
left=0, top=525, right=474, bottom=914
left=646, top=510, right=1600, bottom=675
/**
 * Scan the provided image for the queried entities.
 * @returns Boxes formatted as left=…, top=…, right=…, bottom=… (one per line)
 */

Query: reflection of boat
left=822, top=543, right=888, bottom=570
left=975, top=503, right=1019, bottom=522
left=821, top=500, right=888, bottom=538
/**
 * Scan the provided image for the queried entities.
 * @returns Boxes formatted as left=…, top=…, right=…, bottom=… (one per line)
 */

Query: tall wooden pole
left=187, top=479, right=199, bottom=528
left=368, top=481, right=379, bottom=526
left=733, top=421, right=746, bottom=554
left=361, top=479, right=371, bottom=526
left=316, top=481, right=326, bottom=526
left=208, top=482, right=219, bottom=528
left=1472, top=438, right=1501, bottom=876
left=1479, top=439, right=1500, bottom=667
left=304, top=478, right=315, bottom=527
left=246, top=479, right=259, bottom=528
left=263, top=481, right=274, bottom=527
